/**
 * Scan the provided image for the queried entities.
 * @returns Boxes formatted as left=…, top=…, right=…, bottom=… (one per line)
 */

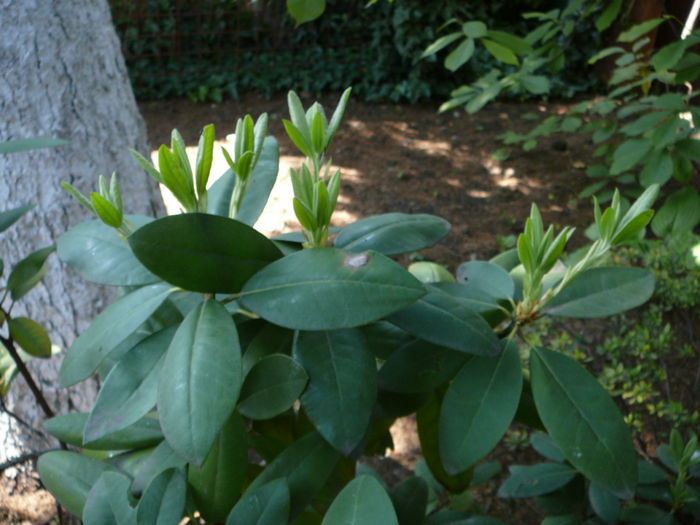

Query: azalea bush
left=36, top=89, right=670, bottom=524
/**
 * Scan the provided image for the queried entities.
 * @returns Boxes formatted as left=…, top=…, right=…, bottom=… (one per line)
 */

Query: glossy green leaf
left=59, top=283, right=175, bottom=387
left=226, top=479, right=290, bottom=525
left=456, top=261, right=514, bottom=300
left=82, top=471, right=134, bottom=525
left=7, top=245, right=55, bottom=300
left=45, top=412, right=163, bottom=450
left=242, top=324, right=293, bottom=376
left=610, top=139, right=652, bottom=175
left=130, top=213, right=282, bottom=293
left=422, top=32, right=462, bottom=58
left=588, top=482, right=621, bottom=524
left=7, top=317, right=51, bottom=358
left=38, top=450, right=112, bottom=517
left=445, top=38, right=475, bottom=72
left=136, top=468, right=187, bottom=525
left=57, top=216, right=159, bottom=285
left=498, top=463, right=577, bottom=498
left=651, top=187, right=700, bottom=236
left=390, top=476, right=428, bottom=525
left=188, top=411, right=248, bottom=522
left=408, top=262, right=455, bottom=283
left=334, top=213, right=450, bottom=255
left=482, top=38, right=518, bottom=65
left=0, top=204, right=33, bottom=233
left=378, top=339, right=466, bottom=394
left=208, top=137, right=279, bottom=225
left=387, top=285, right=500, bottom=356
left=247, top=431, right=340, bottom=518
left=618, top=18, right=666, bottom=42
left=239, top=354, right=308, bottom=419
left=531, top=433, right=565, bottom=462
left=440, top=342, right=522, bottom=474
left=322, top=475, right=398, bottom=525
left=486, top=30, right=532, bottom=55
left=530, top=347, right=637, bottom=499
left=294, top=329, right=376, bottom=454
left=544, top=267, right=654, bottom=318
left=131, top=440, right=187, bottom=495
left=0, top=137, right=68, bottom=154
left=158, top=299, right=241, bottom=465
left=240, top=248, right=425, bottom=330
left=84, top=326, right=176, bottom=443
left=287, top=0, right=325, bottom=25
left=596, top=0, right=621, bottom=31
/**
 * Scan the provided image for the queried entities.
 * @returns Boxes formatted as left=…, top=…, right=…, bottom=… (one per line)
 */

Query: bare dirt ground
left=1, top=93, right=598, bottom=524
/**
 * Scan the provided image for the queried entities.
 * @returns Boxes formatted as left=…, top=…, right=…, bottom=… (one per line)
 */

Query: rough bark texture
left=0, top=0, right=163, bottom=464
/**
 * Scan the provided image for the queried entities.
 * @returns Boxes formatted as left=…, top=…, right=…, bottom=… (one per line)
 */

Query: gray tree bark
left=0, top=0, right=163, bottom=464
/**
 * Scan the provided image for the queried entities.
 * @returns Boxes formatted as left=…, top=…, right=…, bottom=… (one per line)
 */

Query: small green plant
left=38, top=89, right=659, bottom=524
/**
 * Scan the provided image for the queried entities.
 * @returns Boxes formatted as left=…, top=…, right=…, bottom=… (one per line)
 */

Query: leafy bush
left=37, top=90, right=665, bottom=523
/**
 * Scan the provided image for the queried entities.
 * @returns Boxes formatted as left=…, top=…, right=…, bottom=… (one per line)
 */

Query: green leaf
left=456, top=261, right=514, bottom=300
left=531, top=433, right=565, bottom=462
left=445, top=38, right=475, bottom=72
left=610, top=139, right=652, bottom=175
left=544, top=267, right=654, bottom=318
left=287, top=0, right=325, bottom=25
left=82, top=471, right=134, bottom=525
left=131, top=441, right=187, bottom=495
left=327, top=87, right=352, bottom=148
left=422, top=32, right=462, bottom=58
left=195, top=124, right=215, bottom=195
left=520, top=75, right=550, bottom=95
left=129, top=213, right=282, bottom=293
left=651, top=187, right=700, bottom=236
left=618, top=18, right=666, bottom=43
left=241, top=324, right=293, bottom=376
left=335, top=213, right=450, bottom=255
left=0, top=204, right=34, bottom=233
left=38, top=451, right=112, bottom=517
left=236, top=137, right=279, bottom=226
left=136, top=468, right=187, bottom=525
left=226, top=479, right=290, bottom=525
left=530, top=347, right=638, bottom=499
left=246, top=431, right=340, bottom=518
left=378, top=339, right=466, bottom=393
left=158, top=299, right=241, bottom=465
left=486, top=29, right=532, bottom=55
left=322, top=476, right=399, bottom=525
left=462, top=21, right=487, bottom=38
left=7, top=317, right=51, bottom=358
left=482, top=39, right=518, bottom=65
left=408, top=262, right=455, bottom=284
left=588, top=482, right=621, bottom=524
left=498, top=463, right=577, bottom=498
left=239, top=248, right=425, bottom=330
left=7, top=245, right=55, bottom=300
left=651, top=39, right=688, bottom=71
left=90, top=192, right=122, bottom=228
left=0, top=137, right=68, bottom=154
left=390, top=476, right=428, bottom=525
left=59, top=283, right=175, bottom=387
left=639, top=150, right=673, bottom=187
left=238, top=354, right=308, bottom=420
left=45, top=412, right=163, bottom=450
left=57, top=216, right=159, bottom=286
left=294, top=329, right=376, bottom=454
left=596, top=0, right=621, bottom=31
left=387, top=285, right=500, bottom=356
left=188, top=411, right=248, bottom=522
left=84, top=326, right=176, bottom=443
left=440, top=342, right=522, bottom=474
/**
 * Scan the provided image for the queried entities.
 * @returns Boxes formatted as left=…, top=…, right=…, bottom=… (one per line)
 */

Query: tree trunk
left=0, top=0, right=163, bottom=464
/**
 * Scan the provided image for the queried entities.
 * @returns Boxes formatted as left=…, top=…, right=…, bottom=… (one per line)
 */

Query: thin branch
left=0, top=449, right=59, bottom=472
left=0, top=396, right=50, bottom=441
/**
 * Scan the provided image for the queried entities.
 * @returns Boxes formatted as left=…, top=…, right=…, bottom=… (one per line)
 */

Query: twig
left=0, top=449, right=58, bottom=471
left=0, top=397, right=50, bottom=442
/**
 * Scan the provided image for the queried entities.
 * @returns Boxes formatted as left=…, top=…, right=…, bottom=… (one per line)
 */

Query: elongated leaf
left=322, top=475, right=399, bottom=525
left=596, top=0, right=621, bottom=31
left=131, top=440, right=188, bottom=495
left=136, top=468, right=187, bottom=525
left=530, top=346, right=637, bottom=498
left=544, top=267, right=654, bottom=318
left=0, top=137, right=68, bottom=154
left=45, top=412, right=163, bottom=450
left=83, top=471, right=134, bottom=525
left=456, top=261, right=514, bottom=299
left=238, top=354, right=308, bottom=419
left=531, top=433, right=565, bottom=462
left=38, top=451, right=112, bottom=517
left=188, top=412, right=248, bottom=522
left=498, top=463, right=577, bottom=498
left=445, top=38, right=475, bottom=72
left=482, top=38, right=518, bottom=65
left=84, top=326, right=176, bottom=443
left=7, top=317, right=51, bottom=358
left=422, top=32, right=462, bottom=58
left=618, top=18, right=665, bottom=42
left=7, top=245, right=55, bottom=300
left=610, top=139, right=652, bottom=175
left=226, top=479, right=290, bottom=525
left=0, top=204, right=34, bottom=233
left=59, top=283, right=175, bottom=387
left=158, top=299, right=241, bottom=465
left=440, top=342, right=522, bottom=474
left=294, top=329, right=376, bottom=454
left=334, top=213, right=450, bottom=255
left=240, top=248, right=424, bottom=330
left=588, top=482, right=621, bottom=524
left=387, top=285, right=500, bottom=356
left=390, top=476, right=428, bottom=525
left=247, top=431, right=340, bottom=518
left=287, top=0, right=325, bottom=25
left=651, top=187, right=700, bottom=236
left=57, top=216, right=158, bottom=285
left=130, top=213, right=282, bottom=293
left=378, top=339, right=466, bottom=393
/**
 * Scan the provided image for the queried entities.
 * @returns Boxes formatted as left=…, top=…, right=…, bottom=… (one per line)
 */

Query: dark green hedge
left=110, top=0, right=600, bottom=103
